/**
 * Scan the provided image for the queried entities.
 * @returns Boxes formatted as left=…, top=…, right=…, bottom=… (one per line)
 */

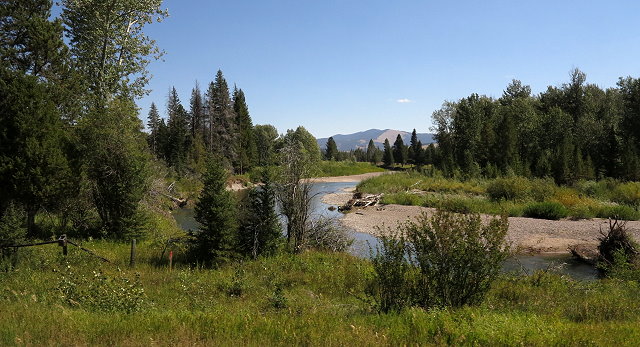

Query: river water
left=173, top=181, right=599, bottom=281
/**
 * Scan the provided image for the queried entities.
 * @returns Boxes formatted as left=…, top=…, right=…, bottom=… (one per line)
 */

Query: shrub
left=366, top=235, right=415, bottom=313
left=613, top=182, right=640, bottom=210
left=486, top=176, right=532, bottom=201
left=523, top=201, right=568, bottom=220
left=304, top=217, right=353, bottom=252
left=367, top=210, right=509, bottom=311
left=596, top=205, right=640, bottom=221
left=598, top=219, right=639, bottom=270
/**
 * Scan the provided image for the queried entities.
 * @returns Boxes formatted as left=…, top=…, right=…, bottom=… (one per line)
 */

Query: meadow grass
left=2, top=242, right=640, bottom=345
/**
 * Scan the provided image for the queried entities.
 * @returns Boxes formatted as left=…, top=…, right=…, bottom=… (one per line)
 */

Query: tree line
left=323, top=131, right=437, bottom=168
left=426, top=69, right=640, bottom=183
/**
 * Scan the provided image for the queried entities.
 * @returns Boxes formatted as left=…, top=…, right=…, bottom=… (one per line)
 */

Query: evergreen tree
left=192, top=157, right=237, bottom=266
left=233, top=87, right=257, bottom=173
left=383, top=139, right=394, bottom=167
left=0, top=69, right=73, bottom=235
left=146, top=102, right=160, bottom=154
left=409, top=129, right=421, bottom=164
left=166, top=87, right=190, bottom=173
left=206, top=70, right=237, bottom=167
left=393, top=134, right=408, bottom=166
left=189, top=82, right=205, bottom=138
left=81, top=98, right=150, bottom=239
left=325, top=137, right=339, bottom=161
left=238, top=170, right=281, bottom=259
left=366, top=139, right=377, bottom=164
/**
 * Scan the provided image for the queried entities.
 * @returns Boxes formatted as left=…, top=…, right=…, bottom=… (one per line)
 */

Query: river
left=173, top=181, right=599, bottom=280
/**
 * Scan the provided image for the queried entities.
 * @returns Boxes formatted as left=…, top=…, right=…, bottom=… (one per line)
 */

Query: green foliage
left=238, top=169, right=281, bottom=259
left=367, top=236, right=415, bottom=312
left=0, top=69, right=73, bottom=235
left=0, top=203, right=27, bottom=247
left=523, top=201, right=568, bottom=220
left=233, top=88, right=257, bottom=174
left=382, top=138, right=394, bottom=167
left=61, top=0, right=167, bottom=99
left=368, top=211, right=509, bottom=312
left=80, top=98, right=151, bottom=239
left=315, top=161, right=385, bottom=177
left=596, top=205, right=640, bottom=221
left=57, top=264, right=146, bottom=313
left=192, top=158, right=238, bottom=266
left=613, top=182, right=640, bottom=210
left=324, top=136, right=339, bottom=161
left=3, top=247, right=640, bottom=345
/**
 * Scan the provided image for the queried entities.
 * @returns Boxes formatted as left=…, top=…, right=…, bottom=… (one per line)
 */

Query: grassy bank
left=1, top=242, right=640, bottom=345
left=358, top=172, right=640, bottom=220
left=315, top=161, right=386, bottom=177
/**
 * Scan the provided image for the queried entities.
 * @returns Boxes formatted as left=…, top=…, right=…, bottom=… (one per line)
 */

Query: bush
left=613, top=182, right=640, bottom=210
left=598, top=219, right=639, bottom=270
left=523, top=201, right=568, bottom=220
left=367, top=210, right=509, bottom=312
left=486, top=176, right=533, bottom=201
left=596, top=205, right=640, bottom=221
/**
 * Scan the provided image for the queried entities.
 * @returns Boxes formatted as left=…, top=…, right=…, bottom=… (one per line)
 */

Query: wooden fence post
left=58, top=234, right=67, bottom=256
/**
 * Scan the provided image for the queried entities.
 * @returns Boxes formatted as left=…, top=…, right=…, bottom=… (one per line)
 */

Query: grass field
left=2, top=241, right=640, bottom=345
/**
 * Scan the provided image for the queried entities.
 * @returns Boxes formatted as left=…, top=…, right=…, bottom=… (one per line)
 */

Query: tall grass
left=1, top=244, right=640, bottom=345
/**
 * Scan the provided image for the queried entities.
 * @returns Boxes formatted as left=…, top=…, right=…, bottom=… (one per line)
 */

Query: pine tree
left=366, top=139, right=377, bottom=164
left=189, top=82, right=205, bottom=138
left=166, top=87, right=190, bottom=172
left=233, top=87, right=257, bottom=173
left=325, top=137, right=339, bottom=161
left=409, top=129, right=421, bottom=164
left=0, top=69, right=73, bottom=235
left=192, top=158, right=237, bottom=266
left=206, top=70, right=237, bottom=167
left=238, top=169, right=281, bottom=259
left=147, top=102, right=161, bottom=154
left=383, top=139, right=394, bottom=167
left=393, top=134, right=408, bottom=166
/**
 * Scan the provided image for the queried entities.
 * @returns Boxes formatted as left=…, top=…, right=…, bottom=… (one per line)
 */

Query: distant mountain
left=316, top=129, right=435, bottom=151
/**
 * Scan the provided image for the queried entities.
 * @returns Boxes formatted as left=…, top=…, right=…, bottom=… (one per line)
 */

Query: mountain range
left=316, top=129, right=435, bottom=151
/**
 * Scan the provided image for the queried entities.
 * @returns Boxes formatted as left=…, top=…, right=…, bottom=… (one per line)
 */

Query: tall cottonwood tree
left=61, top=0, right=167, bottom=101
left=61, top=0, right=165, bottom=238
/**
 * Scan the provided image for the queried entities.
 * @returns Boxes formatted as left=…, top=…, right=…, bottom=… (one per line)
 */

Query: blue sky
left=134, top=0, right=640, bottom=138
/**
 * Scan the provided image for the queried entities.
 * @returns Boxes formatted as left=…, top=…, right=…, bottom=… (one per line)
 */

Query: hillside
left=317, top=129, right=435, bottom=151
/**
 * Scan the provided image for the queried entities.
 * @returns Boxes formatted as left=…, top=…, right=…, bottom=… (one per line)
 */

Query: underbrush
left=1, top=245, right=640, bottom=345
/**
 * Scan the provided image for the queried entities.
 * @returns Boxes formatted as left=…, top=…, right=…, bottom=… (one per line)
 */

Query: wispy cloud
left=396, top=98, right=413, bottom=103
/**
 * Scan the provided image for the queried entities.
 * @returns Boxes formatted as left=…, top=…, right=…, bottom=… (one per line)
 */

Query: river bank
left=318, top=175, right=640, bottom=255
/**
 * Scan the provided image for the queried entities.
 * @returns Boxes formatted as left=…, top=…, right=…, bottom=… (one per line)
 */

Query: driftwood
left=569, top=243, right=600, bottom=265
left=161, top=192, right=187, bottom=207
left=338, top=192, right=382, bottom=212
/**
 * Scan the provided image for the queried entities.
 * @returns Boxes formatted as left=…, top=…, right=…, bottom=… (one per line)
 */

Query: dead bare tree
left=277, top=137, right=314, bottom=253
